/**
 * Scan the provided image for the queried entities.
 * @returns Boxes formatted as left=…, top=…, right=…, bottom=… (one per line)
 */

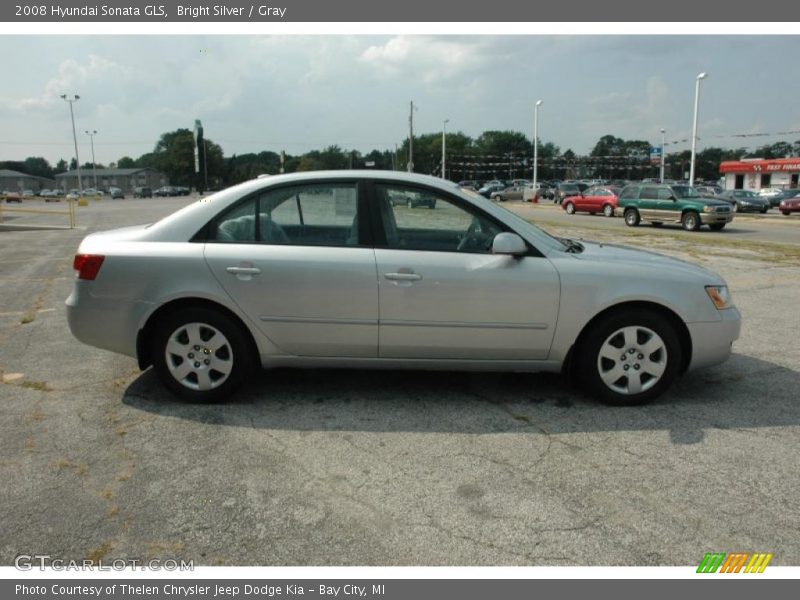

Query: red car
left=562, top=186, right=622, bottom=217
left=779, top=193, right=800, bottom=215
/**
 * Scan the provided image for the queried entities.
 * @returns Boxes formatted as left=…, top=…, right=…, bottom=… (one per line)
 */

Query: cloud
left=11, top=54, right=131, bottom=112
left=359, top=36, right=492, bottom=85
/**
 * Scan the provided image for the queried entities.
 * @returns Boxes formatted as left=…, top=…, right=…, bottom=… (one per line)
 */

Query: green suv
left=616, top=183, right=734, bottom=231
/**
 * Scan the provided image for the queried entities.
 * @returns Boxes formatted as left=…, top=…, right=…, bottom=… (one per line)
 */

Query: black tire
left=682, top=211, right=701, bottom=231
left=760, top=208, right=768, bottom=214
left=709, top=223, right=726, bottom=231
left=577, top=308, right=682, bottom=406
left=151, top=307, right=253, bottom=403
left=782, top=211, right=791, bottom=216
left=603, top=204, right=614, bottom=217
left=565, top=202, right=575, bottom=214
left=624, top=208, right=640, bottom=227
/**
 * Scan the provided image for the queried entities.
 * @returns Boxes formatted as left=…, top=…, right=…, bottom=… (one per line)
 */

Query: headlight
left=703, top=205, right=713, bottom=212
left=706, top=285, right=732, bottom=310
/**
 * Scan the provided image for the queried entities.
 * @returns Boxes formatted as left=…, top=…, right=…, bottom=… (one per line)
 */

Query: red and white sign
left=720, top=158, right=800, bottom=174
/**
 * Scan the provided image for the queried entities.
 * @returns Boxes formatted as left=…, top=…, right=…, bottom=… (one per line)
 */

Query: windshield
left=736, top=191, right=758, bottom=198
left=672, top=185, right=702, bottom=198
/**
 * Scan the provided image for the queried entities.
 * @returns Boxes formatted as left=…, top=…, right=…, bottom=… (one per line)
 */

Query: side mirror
left=492, top=232, right=527, bottom=256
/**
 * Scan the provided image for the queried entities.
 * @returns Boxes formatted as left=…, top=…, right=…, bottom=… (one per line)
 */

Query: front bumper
left=699, top=211, right=734, bottom=225
left=685, top=307, right=741, bottom=371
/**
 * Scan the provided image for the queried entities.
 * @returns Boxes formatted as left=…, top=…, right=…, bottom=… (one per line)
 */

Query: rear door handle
left=226, top=266, right=261, bottom=275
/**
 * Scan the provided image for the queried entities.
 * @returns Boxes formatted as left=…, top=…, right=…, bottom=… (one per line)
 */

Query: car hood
left=573, top=240, right=724, bottom=283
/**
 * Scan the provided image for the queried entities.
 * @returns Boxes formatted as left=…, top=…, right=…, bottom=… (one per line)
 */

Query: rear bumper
left=686, top=307, right=741, bottom=370
left=66, top=282, right=151, bottom=359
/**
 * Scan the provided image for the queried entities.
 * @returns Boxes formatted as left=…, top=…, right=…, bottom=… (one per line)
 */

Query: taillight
left=73, top=254, right=105, bottom=280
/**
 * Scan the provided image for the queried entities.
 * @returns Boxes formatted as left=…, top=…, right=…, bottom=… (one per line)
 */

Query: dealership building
left=719, top=158, right=800, bottom=191
left=55, top=167, right=168, bottom=194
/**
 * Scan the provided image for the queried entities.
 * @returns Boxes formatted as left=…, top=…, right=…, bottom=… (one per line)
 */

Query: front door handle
left=384, top=272, right=422, bottom=281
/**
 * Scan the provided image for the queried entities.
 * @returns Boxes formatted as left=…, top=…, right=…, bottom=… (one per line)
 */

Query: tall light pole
left=407, top=101, right=416, bottom=173
left=660, top=128, right=666, bottom=183
left=85, top=129, right=98, bottom=189
left=533, top=100, right=543, bottom=197
left=441, top=119, right=449, bottom=179
left=689, top=72, right=707, bottom=186
left=61, top=94, right=83, bottom=193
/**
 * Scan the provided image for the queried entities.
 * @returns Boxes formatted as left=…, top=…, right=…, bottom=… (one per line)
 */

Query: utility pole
left=533, top=100, right=543, bottom=196
left=690, top=72, right=708, bottom=185
left=61, top=94, right=83, bottom=194
left=203, top=139, right=209, bottom=190
left=441, top=119, right=449, bottom=179
left=660, top=128, right=666, bottom=183
left=407, top=101, right=415, bottom=173
left=85, top=129, right=98, bottom=189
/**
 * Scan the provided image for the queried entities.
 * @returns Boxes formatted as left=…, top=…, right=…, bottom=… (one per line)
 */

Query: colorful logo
left=697, top=552, right=773, bottom=573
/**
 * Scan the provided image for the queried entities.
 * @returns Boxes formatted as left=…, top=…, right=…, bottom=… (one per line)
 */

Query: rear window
left=619, top=185, right=638, bottom=200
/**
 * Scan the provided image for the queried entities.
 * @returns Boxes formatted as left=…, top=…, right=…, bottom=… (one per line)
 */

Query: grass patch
left=525, top=217, right=800, bottom=265
left=18, top=380, right=53, bottom=392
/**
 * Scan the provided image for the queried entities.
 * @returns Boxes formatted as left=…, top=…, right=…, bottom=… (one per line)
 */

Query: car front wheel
left=603, top=204, right=614, bottom=217
left=565, top=202, right=575, bottom=214
left=578, top=309, right=682, bottom=405
left=152, top=307, right=252, bottom=403
left=682, top=211, right=701, bottom=231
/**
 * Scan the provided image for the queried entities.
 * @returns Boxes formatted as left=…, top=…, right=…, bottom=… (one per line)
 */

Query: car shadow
left=122, top=352, right=798, bottom=445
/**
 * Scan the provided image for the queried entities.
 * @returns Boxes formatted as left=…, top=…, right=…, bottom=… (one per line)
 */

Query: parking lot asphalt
left=1, top=196, right=799, bottom=566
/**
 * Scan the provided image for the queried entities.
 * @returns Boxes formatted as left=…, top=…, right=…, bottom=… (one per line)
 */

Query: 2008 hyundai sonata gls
left=67, top=171, right=740, bottom=405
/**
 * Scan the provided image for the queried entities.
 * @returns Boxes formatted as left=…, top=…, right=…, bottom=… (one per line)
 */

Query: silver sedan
left=67, top=171, right=740, bottom=405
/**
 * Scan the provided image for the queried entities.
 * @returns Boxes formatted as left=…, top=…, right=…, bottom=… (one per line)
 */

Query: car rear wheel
left=603, top=204, right=614, bottom=217
left=565, top=202, right=575, bottom=214
left=624, top=208, right=640, bottom=227
left=782, top=211, right=791, bottom=216
left=578, top=309, right=682, bottom=406
left=682, top=211, right=701, bottom=231
left=152, top=307, right=252, bottom=403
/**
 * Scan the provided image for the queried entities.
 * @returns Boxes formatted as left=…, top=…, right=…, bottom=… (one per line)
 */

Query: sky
left=1, top=35, right=800, bottom=166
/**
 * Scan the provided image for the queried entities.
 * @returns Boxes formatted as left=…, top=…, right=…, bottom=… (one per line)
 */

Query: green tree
left=117, top=156, right=136, bottom=168
left=22, top=157, right=53, bottom=179
left=147, top=128, right=225, bottom=190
